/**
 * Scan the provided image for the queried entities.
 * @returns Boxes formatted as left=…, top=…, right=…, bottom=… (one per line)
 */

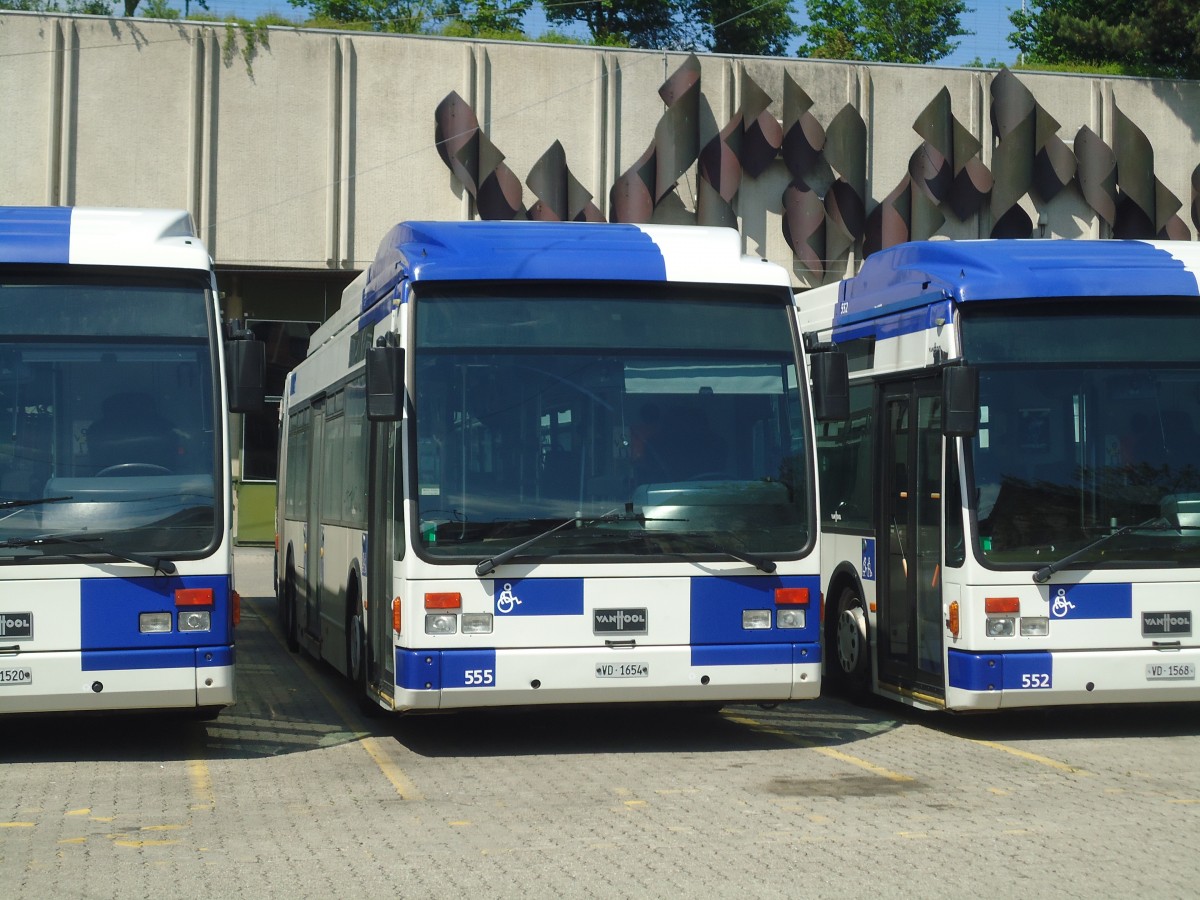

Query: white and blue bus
left=275, top=221, right=845, bottom=713
left=800, top=239, right=1200, bottom=711
left=0, top=206, right=262, bottom=717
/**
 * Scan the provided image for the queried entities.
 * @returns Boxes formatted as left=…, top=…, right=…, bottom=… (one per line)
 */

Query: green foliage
left=1009, top=0, right=1200, bottom=79
left=797, top=0, right=970, bottom=64
left=543, top=0, right=683, bottom=49
left=441, top=0, right=530, bottom=35
left=285, top=0, right=440, bottom=33
left=690, top=0, right=799, bottom=56
left=0, top=0, right=112, bottom=11
left=139, top=0, right=179, bottom=17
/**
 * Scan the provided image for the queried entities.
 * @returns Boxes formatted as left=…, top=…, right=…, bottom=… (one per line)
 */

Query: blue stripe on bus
left=1046, top=583, right=1132, bottom=621
left=834, top=240, right=1200, bottom=329
left=691, top=642, right=819, bottom=667
left=0, top=206, right=73, bottom=264
left=832, top=299, right=954, bottom=345
left=397, top=648, right=440, bottom=691
left=360, top=221, right=668, bottom=310
left=80, top=575, right=232, bottom=648
left=948, top=649, right=1054, bottom=692
left=440, top=649, right=498, bottom=689
left=492, top=577, right=584, bottom=617
left=82, top=647, right=199, bottom=672
left=690, top=575, right=821, bottom=645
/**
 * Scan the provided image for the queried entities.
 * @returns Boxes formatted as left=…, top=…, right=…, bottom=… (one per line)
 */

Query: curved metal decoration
left=989, top=69, right=1072, bottom=238
left=1113, top=102, right=1186, bottom=239
left=526, top=141, right=604, bottom=222
left=1074, top=125, right=1117, bottom=229
left=611, top=54, right=702, bottom=223
left=434, top=91, right=524, bottom=220
left=912, top=87, right=992, bottom=221
left=698, top=71, right=781, bottom=228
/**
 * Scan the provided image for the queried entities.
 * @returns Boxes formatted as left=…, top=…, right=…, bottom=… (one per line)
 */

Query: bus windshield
left=962, top=303, right=1200, bottom=569
left=413, top=284, right=812, bottom=561
left=0, top=278, right=219, bottom=561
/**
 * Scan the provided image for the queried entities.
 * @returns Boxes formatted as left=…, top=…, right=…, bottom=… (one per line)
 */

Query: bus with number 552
left=800, top=239, right=1200, bottom=711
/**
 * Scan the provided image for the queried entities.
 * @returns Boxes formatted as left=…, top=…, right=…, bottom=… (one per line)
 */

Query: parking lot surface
left=3, top=547, right=1200, bottom=898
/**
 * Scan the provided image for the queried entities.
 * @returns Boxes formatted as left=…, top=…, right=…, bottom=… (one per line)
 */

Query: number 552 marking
left=1020, top=673, right=1051, bottom=689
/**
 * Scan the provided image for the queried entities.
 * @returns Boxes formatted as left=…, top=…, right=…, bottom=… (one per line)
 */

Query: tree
left=690, top=0, right=799, bottom=56
left=286, top=0, right=442, bottom=33
left=0, top=0, right=112, bottom=11
left=1009, top=0, right=1200, bottom=79
left=797, top=0, right=970, bottom=64
left=441, top=0, right=530, bottom=37
left=542, top=0, right=686, bottom=49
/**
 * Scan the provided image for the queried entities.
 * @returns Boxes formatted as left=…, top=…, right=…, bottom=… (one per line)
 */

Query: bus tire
left=832, top=586, right=871, bottom=694
left=283, top=554, right=300, bottom=653
left=347, top=578, right=381, bottom=718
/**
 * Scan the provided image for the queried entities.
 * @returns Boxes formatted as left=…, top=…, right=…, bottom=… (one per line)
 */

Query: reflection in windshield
left=968, top=365, right=1200, bottom=568
left=413, top=287, right=812, bottom=561
left=0, top=281, right=218, bottom=560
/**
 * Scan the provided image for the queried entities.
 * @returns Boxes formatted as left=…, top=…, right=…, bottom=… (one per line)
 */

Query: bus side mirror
left=943, top=365, right=979, bottom=437
left=811, top=351, right=849, bottom=422
left=366, top=346, right=405, bottom=421
left=227, top=338, right=265, bottom=413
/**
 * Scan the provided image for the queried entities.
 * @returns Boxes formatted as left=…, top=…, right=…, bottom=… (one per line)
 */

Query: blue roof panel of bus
left=836, top=239, right=1200, bottom=326
left=0, top=206, right=73, bottom=263
left=361, top=221, right=669, bottom=309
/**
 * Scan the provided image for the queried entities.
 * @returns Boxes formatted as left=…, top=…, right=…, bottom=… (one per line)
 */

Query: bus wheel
left=283, top=556, right=300, bottom=653
left=833, top=586, right=870, bottom=692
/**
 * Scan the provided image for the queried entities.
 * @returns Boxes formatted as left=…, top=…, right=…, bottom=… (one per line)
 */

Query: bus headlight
left=461, top=613, right=493, bottom=634
left=777, top=609, right=806, bottom=629
left=140, top=612, right=173, bottom=633
left=1020, top=617, right=1049, bottom=636
left=425, top=613, right=457, bottom=635
left=743, top=609, right=772, bottom=630
left=178, top=610, right=211, bottom=632
left=985, top=616, right=1015, bottom=638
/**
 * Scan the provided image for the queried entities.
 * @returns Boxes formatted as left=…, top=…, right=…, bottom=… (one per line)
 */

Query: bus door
left=303, top=397, right=326, bottom=641
left=878, top=380, right=945, bottom=697
left=365, top=420, right=396, bottom=697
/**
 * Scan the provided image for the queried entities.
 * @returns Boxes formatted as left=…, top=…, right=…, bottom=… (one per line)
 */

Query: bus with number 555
left=275, top=220, right=846, bottom=713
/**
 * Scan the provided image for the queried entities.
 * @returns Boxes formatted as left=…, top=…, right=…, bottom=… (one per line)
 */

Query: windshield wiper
left=1032, top=517, right=1175, bottom=584
left=658, top=532, right=778, bottom=574
left=0, top=496, right=72, bottom=511
left=0, top=533, right=177, bottom=575
left=474, top=505, right=673, bottom=576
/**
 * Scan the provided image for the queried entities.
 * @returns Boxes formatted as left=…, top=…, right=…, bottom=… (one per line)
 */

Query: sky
left=180, top=0, right=1021, bottom=69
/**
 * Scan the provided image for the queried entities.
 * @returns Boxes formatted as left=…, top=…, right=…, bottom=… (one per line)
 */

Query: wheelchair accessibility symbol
left=497, top=583, right=522, bottom=614
left=1051, top=588, right=1076, bottom=619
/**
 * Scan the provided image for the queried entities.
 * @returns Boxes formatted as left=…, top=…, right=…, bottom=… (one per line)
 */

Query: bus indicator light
left=175, top=588, right=214, bottom=607
left=231, top=590, right=241, bottom=626
left=140, top=612, right=172, bottom=633
left=425, top=592, right=461, bottom=609
left=775, top=587, right=809, bottom=606
left=947, top=601, right=960, bottom=638
left=985, top=597, right=1020, bottom=615
left=392, top=598, right=402, bottom=634
left=743, top=609, right=772, bottom=630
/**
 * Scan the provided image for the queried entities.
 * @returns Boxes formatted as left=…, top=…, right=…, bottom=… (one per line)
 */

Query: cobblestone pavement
left=3, top=548, right=1200, bottom=898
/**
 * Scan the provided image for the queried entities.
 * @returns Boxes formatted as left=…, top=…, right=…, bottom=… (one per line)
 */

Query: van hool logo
left=0, top=613, right=33, bottom=639
left=593, top=608, right=648, bottom=635
left=1142, top=611, right=1192, bottom=637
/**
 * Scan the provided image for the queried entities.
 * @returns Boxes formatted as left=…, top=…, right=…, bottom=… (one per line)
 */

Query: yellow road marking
left=187, top=759, right=215, bottom=811
left=723, top=713, right=914, bottom=783
left=65, top=808, right=89, bottom=817
left=248, top=596, right=424, bottom=803
left=1, top=822, right=35, bottom=828
left=809, top=745, right=915, bottom=782
left=969, top=739, right=1093, bottom=775
left=359, top=737, right=424, bottom=801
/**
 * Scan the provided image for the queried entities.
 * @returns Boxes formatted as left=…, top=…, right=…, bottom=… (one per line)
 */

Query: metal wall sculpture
left=434, top=57, right=1198, bottom=277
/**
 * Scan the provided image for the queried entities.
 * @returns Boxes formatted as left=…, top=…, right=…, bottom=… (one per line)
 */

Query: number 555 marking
left=464, top=668, right=494, bottom=686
